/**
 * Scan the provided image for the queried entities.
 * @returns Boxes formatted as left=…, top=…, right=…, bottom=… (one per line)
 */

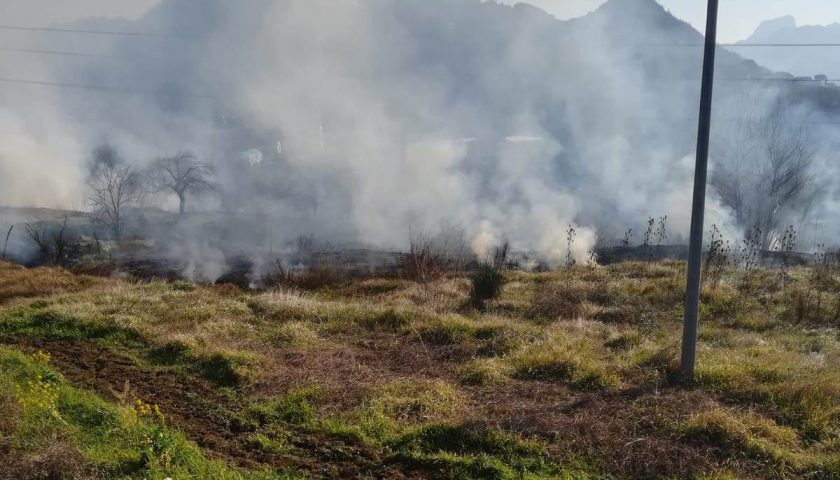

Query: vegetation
left=1, top=258, right=839, bottom=478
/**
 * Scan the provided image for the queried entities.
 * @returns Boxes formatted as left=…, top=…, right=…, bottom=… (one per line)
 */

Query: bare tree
left=87, top=148, right=142, bottom=241
left=711, top=99, right=825, bottom=248
left=2, top=225, right=12, bottom=260
left=24, top=225, right=51, bottom=262
left=150, top=152, right=218, bottom=216
left=24, top=217, right=81, bottom=266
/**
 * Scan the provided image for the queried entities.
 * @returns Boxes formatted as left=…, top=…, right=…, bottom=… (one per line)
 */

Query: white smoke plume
left=1, top=0, right=839, bottom=270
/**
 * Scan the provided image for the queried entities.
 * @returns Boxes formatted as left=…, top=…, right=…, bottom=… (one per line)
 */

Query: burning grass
left=0, top=259, right=839, bottom=478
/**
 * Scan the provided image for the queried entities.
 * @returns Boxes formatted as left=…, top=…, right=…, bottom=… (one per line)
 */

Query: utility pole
left=681, top=0, right=719, bottom=381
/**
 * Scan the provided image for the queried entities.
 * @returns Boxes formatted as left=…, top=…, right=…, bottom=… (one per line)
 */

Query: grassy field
left=0, top=259, right=838, bottom=479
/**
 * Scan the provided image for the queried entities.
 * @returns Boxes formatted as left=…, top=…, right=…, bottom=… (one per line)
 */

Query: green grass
left=247, top=388, right=321, bottom=427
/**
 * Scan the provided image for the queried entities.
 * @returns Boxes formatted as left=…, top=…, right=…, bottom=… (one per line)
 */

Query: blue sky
left=505, top=0, right=840, bottom=42
left=1, top=0, right=838, bottom=43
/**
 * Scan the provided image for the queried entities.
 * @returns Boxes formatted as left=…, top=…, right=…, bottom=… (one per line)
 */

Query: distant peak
left=747, top=15, right=797, bottom=42
left=595, top=0, right=667, bottom=16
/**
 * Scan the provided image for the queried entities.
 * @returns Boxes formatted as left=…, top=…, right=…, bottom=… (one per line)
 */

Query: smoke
left=2, top=0, right=839, bottom=271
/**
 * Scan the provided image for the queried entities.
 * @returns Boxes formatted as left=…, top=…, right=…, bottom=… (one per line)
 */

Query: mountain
left=747, top=15, right=797, bottom=42
left=734, top=16, right=840, bottom=78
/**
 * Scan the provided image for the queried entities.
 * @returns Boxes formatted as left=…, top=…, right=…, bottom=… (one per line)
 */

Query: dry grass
left=0, top=261, right=103, bottom=304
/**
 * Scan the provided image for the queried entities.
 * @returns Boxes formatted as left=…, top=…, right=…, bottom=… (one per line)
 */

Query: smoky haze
left=1, top=0, right=839, bottom=276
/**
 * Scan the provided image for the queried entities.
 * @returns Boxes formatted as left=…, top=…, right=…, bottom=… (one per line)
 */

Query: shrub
left=399, top=229, right=470, bottom=283
left=469, top=242, right=509, bottom=310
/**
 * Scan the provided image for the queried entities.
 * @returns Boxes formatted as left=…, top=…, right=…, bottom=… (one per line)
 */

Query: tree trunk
left=179, top=195, right=186, bottom=217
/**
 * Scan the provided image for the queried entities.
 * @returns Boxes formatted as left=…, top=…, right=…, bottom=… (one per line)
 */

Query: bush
left=469, top=242, right=509, bottom=310
left=399, top=229, right=469, bottom=284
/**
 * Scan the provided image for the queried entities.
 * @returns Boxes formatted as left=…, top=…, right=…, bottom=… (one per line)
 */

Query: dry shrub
left=260, top=261, right=297, bottom=289
left=399, top=227, right=475, bottom=284
left=262, top=262, right=345, bottom=291
left=399, top=231, right=452, bottom=284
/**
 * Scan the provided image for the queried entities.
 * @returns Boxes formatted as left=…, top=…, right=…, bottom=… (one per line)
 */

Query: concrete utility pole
left=681, top=0, right=719, bottom=381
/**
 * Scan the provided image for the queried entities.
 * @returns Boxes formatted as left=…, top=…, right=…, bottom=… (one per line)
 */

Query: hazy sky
left=0, top=0, right=160, bottom=26
left=0, top=0, right=838, bottom=42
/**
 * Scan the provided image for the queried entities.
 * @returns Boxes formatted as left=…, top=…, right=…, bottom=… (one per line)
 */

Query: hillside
left=1, top=258, right=839, bottom=478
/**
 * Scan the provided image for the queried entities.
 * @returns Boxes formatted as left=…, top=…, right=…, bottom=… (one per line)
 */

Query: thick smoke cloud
left=1, top=0, right=838, bottom=273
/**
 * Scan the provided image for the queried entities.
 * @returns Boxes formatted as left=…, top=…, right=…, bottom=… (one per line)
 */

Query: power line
left=0, top=25, right=183, bottom=39
left=717, top=77, right=840, bottom=83
left=0, top=47, right=109, bottom=58
left=0, top=77, right=214, bottom=99
left=646, top=43, right=840, bottom=48
left=723, top=43, right=840, bottom=48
